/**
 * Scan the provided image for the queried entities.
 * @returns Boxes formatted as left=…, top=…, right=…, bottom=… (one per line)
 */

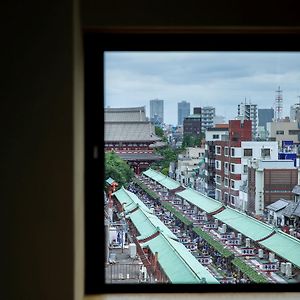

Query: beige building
left=267, top=120, right=300, bottom=144
left=176, top=147, right=205, bottom=188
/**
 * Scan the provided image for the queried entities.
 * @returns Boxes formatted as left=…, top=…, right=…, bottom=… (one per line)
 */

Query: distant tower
left=274, top=86, right=283, bottom=121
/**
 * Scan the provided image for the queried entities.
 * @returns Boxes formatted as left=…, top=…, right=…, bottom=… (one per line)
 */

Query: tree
left=182, top=133, right=204, bottom=148
left=105, top=151, right=134, bottom=187
left=155, top=126, right=167, bottom=142
left=161, top=167, right=169, bottom=176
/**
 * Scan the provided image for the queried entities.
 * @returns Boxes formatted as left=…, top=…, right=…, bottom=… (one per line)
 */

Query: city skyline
left=104, top=51, right=300, bottom=126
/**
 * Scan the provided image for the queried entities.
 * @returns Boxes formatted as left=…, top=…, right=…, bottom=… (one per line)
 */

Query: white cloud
left=105, top=52, right=300, bottom=125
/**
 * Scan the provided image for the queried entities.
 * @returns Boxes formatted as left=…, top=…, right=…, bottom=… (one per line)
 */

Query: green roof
left=162, top=201, right=193, bottom=226
left=142, top=233, right=219, bottom=284
left=112, top=187, right=151, bottom=213
left=259, top=231, right=300, bottom=268
left=232, top=258, right=268, bottom=283
left=143, top=168, right=180, bottom=190
left=113, top=187, right=177, bottom=240
left=129, top=208, right=177, bottom=240
left=193, top=227, right=233, bottom=258
left=106, top=177, right=115, bottom=185
left=132, top=177, right=160, bottom=199
left=176, top=188, right=223, bottom=214
left=214, top=207, right=274, bottom=241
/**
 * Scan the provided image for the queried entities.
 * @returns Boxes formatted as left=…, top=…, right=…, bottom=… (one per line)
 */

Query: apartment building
left=204, top=126, right=229, bottom=195
left=214, top=120, right=278, bottom=210
left=247, top=159, right=300, bottom=216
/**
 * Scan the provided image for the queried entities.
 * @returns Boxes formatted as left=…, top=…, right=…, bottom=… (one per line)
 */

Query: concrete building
left=238, top=101, right=258, bottom=139
left=267, top=119, right=300, bottom=145
left=204, top=126, right=229, bottom=196
left=150, top=99, right=164, bottom=124
left=290, top=103, right=300, bottom=122
left=176, top=147, right=205, bottom=188
left=183, top=114, right=202, bottom=136
left=214, top=119, right=279, bottom=211
left=201, top=106, right=215, bottom=131
left=178, top=101, right=190, bottom=126
left=247, top=159, right=300, bottom=216
left=258, top=108, right=274, bottom=130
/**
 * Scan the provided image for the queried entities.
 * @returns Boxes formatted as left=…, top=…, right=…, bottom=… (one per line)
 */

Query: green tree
left=155, top=126, right=168, bottom=142
left=161, top=167, right=169, bottom=176
left=182, top=133, right=204, bottom=148
left=105, top=151, right=134, bottom=187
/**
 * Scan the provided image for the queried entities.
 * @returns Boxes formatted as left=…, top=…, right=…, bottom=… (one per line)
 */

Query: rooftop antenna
left=274, top=86, right=283, bottom=122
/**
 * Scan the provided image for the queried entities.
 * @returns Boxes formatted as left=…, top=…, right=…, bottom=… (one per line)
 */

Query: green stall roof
left=106, top=177, right=115, bottom=185
left=214, top=207, right=274, bottom=241
left=129, top=208, right=178, bottom=240
left=162, top=201, right=193, bottom=226
left=113, top=187, right=151, bottom=214
left=259, top=231, right=300, bottom=268
left=143, top=168, right=166, bottom=182
left=176, top=188, right=223, bottom=214
left=143, top=168, right=180, bottom=190
left=142, top=233, right=219, bottom=284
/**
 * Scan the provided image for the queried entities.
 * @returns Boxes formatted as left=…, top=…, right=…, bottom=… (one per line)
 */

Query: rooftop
left=105, top=122, right=161, bottom=142
left=143, top=168, right=181, bottom=190
left=105, top=106, right=147, bottom=122
left=266, top=199, right=291, bottom=212
left=214, top=207, right=274, bottom=241
left=176, top=188, right=223, bottom=214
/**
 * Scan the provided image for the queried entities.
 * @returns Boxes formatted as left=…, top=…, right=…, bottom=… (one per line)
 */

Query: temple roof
left=104, top=106, right=147, bottom=122
left=105, top=122, right=160, bottom=142
left=117, top=152, right=163, bottom=161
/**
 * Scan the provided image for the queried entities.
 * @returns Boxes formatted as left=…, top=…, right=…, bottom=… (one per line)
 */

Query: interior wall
left=1, top=0, right=84, bottom=299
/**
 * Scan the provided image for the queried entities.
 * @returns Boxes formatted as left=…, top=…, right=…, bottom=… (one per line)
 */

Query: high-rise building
left=150, top=99, right=164, bottom=124
left=183, top=114, right=201, bottom=136
left=237, top=101, right=258, bottom=139
left=201, top=106, right=215, bottom=131
left=258, top=108, right=274, bottom=130
left=290, top=102, right=300, bottom=122
left=178, top=101, right=190, bottom=126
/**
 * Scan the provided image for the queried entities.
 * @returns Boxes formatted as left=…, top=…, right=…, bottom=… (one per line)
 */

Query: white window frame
left=231, top=147, right=235, bottom=157
left=224, top=177, right=229, bottom=187
left=216, top=146, right=221, bottom=155
left=224, top=146, right=229, bottom=156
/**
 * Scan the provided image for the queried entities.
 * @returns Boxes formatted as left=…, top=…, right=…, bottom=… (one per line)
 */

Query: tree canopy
left=105, top=151, right=134, bottom=187
left=182, top=133, right=204, bottom=148
left=155, top=126, right=167, bottom=142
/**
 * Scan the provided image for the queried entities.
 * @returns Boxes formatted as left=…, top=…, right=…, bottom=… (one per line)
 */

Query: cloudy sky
left=104, top=52, right=300, bottom=125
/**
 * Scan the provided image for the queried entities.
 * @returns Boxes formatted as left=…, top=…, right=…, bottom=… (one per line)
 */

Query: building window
left=224, top=162, right=229, bottom=175
left=216, top=146, right=221, bottom=155
left=231, top=164, right=235, bottom=173
left=215, top=160, right=221, bottom=170
left=224, top=147, right=229, bottom=156
left=213, top=134, right=220, bottom=139
left=231, top=180, right=235, bottom=189
left=243, top=148, right=253, bottom=157
left=289, top=130, right=300, bottom=135
left=243, top=165, right=248, bottom=174
left=224, top=192, right=229, bottom=203
left=216, top=189, right=221, bottom=201
left=224, top=177, right=229, bottom=187
left=216, top=175, right=221, bottom=185
left=231, top=148, right=235, bottom=157
left=276, top=130, right=284, bottom=135
left=230, top=195, right=235, bottom=206
left=261, top=148, right=271, bottom=158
